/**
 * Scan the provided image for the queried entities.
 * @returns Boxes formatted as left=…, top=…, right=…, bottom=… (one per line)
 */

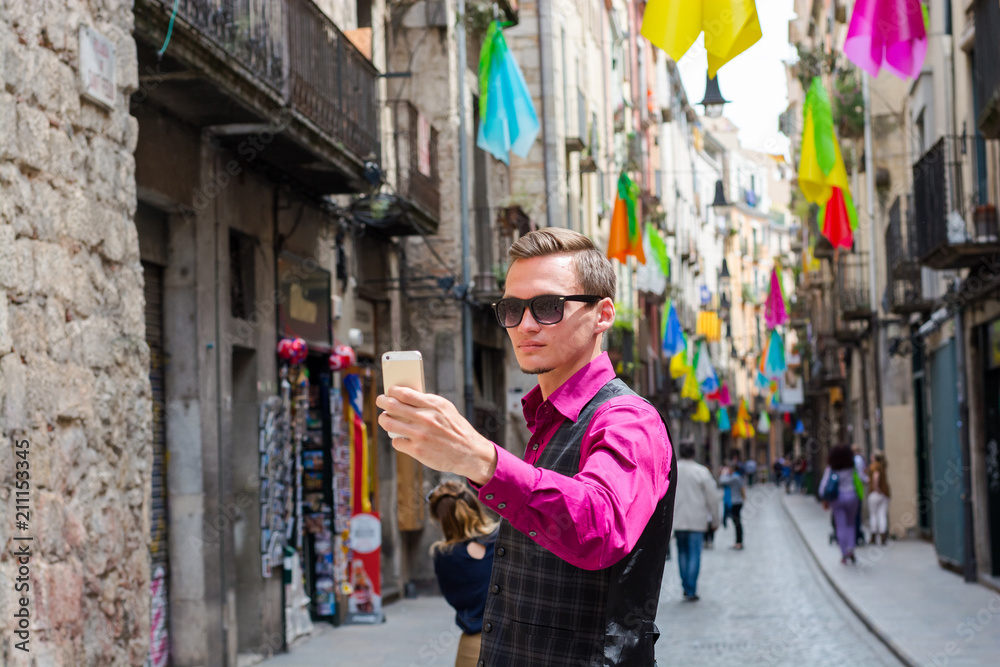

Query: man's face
left=502, top=254, right=607, bottom=382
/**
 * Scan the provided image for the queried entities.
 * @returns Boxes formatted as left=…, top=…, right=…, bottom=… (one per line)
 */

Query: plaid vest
left=477, top=379, right=677, bottom=667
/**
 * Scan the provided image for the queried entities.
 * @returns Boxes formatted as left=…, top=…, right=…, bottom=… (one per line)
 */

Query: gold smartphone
left=381, top=351, right=425, bottom=438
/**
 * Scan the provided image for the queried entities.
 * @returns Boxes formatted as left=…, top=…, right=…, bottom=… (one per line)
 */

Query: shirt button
left=529, top=531, right=537, bottom=537
left=478, top=661, right=485, bottom=667
left=496, top=546, right=505, bottom=557
left=532, top=443, right=539, bottom=450
left=491, top=584, right=501, bottom=594
left=497, top=503, right=506, bottom=509
left=485, top=494, right=494, bottom=500
left=484, top=622, right=493, bottom=633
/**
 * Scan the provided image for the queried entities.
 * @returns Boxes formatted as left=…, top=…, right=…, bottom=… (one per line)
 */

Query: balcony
left=392, top=101, right=441, bottom=224
left=912, top=135, right=1000, bottom=269
left=974, top=0, right=1000, bottom=137
left=135, top=0, right=380, bottom=195
left=817, top=338, right=847, bottom=387
left=886, top=196, right=933, bottom=315
left=835, top=251, right=871, bottom=321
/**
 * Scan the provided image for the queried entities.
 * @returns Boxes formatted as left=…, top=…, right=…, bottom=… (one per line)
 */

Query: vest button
left=485, top=494, right=494, bottom=500
left=496, top=546, right=505, bottom=557
left=484, top=622, right=493, bottom=633
left=491, top=584, right=500, bottom=594
left=497, top=502, right=506, bottom=509
left=529, top=531, right=537, bottom=537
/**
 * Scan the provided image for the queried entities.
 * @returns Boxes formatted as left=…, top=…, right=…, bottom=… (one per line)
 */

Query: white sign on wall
left=79, top=25, right=116, bottom=109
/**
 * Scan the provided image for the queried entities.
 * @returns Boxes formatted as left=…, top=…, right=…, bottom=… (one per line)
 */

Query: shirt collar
left=521, top=352, right=617, bottom=424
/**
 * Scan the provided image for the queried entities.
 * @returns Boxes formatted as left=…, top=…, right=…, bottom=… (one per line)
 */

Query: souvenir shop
left=262, top=252, right=383, bottom=641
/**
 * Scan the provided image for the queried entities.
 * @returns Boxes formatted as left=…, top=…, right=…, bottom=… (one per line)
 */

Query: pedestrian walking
left=671, top=442, right=721, bottom=601
left=427, top=481, right=499, bottom=667
left=867, top=452, right=891, bottom=545
left=377, top=228, right=677, bottom=666
left=718, top=461, right=745, bottom=550
left=793, top=456, right=807, bottom=494
left=743, top=458, right=758, bottom=487
left=820, top=444, right=868, bottom=564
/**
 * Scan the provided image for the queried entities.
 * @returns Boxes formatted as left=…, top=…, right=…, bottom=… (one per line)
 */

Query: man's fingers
left=384, top=385, right=437, bottom=407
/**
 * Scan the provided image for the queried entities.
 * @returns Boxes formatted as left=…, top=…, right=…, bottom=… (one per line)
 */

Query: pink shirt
left=476, top=353, right=673, bottom=571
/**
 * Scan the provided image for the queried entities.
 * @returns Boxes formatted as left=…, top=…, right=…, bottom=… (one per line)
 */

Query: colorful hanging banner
left=695, top=341, right=720, bottom=393
left=799, top=77, right=851, bottom=205
left=844, top=0, right=928, bottom=80
left=717, top=407, right=731, bottom=431
left=647, top=223, right=671, bottom=277
left=477, top=21, right=540, bottom=164
left=764, top=268, right=789, bottom=329
left=765, top=330, right=787, bottom=376
left=608, top=173, right=646, bottom=264
left=692, top=399, right=711, bottom=423
left=641, top=0, right=762, bottom=77
left=663, top=301, right=687, bottom=356
left=346, top=373, right=371, bottom=515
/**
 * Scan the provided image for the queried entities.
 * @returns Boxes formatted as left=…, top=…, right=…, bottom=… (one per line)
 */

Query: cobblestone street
left=654, top=485, right=903, bottom=666
left=262, top=485, right=906, bottom=666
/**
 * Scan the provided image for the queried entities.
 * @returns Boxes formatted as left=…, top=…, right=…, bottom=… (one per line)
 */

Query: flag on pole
left=844, top=0, right=928, bottom=79
left=608, top=173, right=646, bottom=264
left=641, top=0, right=762, bottom=77
left=477, top=21, right=540, bottom=164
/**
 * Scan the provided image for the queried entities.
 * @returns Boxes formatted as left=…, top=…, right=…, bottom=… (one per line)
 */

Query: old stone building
left=0, top=2, right=152, bottom=665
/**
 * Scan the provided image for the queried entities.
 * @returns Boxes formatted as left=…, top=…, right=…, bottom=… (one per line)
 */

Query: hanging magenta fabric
left=764, top=267, right=788, bottom=329
left=844, top=0, right=928, bottom=79
left=719, top=382, right=732, bottom=407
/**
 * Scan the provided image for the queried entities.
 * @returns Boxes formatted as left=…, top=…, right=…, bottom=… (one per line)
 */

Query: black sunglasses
left=492, top=294, right=603, bottom=328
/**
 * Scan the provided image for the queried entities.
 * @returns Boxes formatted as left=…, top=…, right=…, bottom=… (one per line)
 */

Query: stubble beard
left=519, top=365, right=554, bottom=376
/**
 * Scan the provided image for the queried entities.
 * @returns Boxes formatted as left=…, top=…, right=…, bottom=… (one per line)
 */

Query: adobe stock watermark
left=926, top=593, right=1000, bottom=667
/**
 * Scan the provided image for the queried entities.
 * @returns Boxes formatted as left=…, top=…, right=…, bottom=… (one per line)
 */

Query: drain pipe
left=537, top=0, right=557, bottom=227
left=457, top=0, right=474, bottom=419
left=953, top=278, right=978, bottom=582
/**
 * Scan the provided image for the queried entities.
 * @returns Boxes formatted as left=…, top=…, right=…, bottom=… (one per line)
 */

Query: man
left=671, top=442, right=720, bottom=601
left=718, top=460, right=745, bottom=550
left=377, top=228, right=676, bottom=666
left=743, top=457, right=757, bottom=486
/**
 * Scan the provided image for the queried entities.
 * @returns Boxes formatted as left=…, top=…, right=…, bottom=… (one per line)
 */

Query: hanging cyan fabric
left=799, top=77, right=857, bottom=249
left=717, top=406, right=731, bottom=431
left=608, top=172, right=646, bottom=264
left=477, top=21, right=540, bottom=164
left=844, top=0, right=928, bottom=79
left=765, top=330, right=787, bottom=376
left=641, top=0, right=762, bottom=77
left=345, top=374, right=371, bottom=515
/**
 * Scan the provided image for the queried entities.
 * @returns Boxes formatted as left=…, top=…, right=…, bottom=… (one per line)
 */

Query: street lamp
left=700, top=74, right=729, bottom=118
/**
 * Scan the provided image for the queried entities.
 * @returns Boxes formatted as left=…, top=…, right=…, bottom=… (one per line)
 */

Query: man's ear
left=595, top=297, right=615, bottom=334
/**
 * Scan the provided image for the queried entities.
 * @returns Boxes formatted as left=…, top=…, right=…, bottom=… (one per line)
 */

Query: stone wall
left=0, top=3, right=150, bottom=665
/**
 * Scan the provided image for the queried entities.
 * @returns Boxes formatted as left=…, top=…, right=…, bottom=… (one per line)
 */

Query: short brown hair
left=507, top=227, right=616, bottom=299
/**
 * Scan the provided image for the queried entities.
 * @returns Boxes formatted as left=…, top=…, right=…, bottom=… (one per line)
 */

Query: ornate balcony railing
left=974, top=0, right=1000, bottom=137
left=835, top=251, right=870, bottom=320
left=886, top=196, right=933, bottom=314
left=912, top=135, right=1000, bottom=269
left=141, top=0, right=380, bottom=165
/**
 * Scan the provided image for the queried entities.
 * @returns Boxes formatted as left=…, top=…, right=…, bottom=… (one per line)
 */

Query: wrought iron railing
left=886, top=196, right=930, bottom=313
left=912, top=136, right=957, bottom=258
left=391, top=101, right=440, bottom=220
left=835, top=251, right=870, bottom=317
left=143, top=0, right=380, bottom=163
left=286, top=0, right=380, bottom=160
left=974, top=0, right=1000, bottom=135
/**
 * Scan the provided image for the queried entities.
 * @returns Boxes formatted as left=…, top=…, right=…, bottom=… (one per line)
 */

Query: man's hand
left=375, top=386, right=499, bottom=486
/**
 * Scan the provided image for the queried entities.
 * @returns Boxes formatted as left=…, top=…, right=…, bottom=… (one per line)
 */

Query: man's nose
left=517, top=307, right=542, bottom=332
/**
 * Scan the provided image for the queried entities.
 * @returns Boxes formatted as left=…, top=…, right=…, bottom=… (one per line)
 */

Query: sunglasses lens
left=495, top=299, right=524, bottom=327
left=531, top=296, right=564, bottom=324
